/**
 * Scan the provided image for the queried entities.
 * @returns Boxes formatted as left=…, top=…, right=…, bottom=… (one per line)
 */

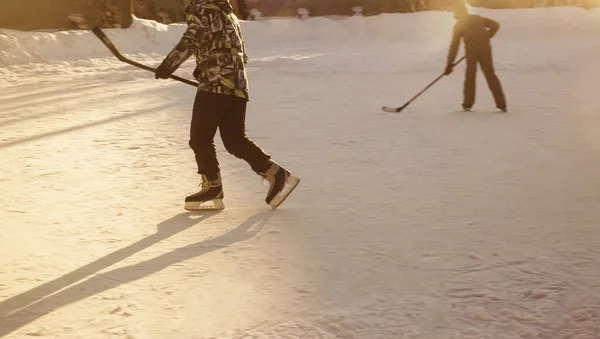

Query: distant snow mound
left=0, top=7, right=599, bottom=66
left=0, top=18, right=185, bottom=66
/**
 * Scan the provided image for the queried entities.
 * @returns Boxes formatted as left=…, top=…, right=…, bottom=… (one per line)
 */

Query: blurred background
left=1, top=0, right=599, bottom=31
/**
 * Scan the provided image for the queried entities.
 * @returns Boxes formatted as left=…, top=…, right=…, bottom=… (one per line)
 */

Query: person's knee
left=189, top=135, right=214, bottom=152
left=483, top=68, right=497, bottom=79
left=466, top=61, right=477, bottom=72
left=465, top=67, right=477, bottom=79
left=221, top=134, right=247, bottom=157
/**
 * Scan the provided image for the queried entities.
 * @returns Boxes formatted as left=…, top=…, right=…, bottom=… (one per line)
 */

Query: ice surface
left=1, top=6, right=600, bottom=339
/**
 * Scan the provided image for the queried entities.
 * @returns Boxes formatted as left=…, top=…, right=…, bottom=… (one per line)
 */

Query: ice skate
left=184, top=174, right=225, bottom=211
left=260, top=162, right=300, bottom=209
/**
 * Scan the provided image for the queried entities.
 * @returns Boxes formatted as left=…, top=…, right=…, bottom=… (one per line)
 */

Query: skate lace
left=198, top=176, right=213, bottom=193
left=259, top=172, right=275, bottom=189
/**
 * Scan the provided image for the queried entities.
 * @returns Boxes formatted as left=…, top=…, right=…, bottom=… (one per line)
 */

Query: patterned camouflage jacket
left=159, top=0, right=249, bottom=100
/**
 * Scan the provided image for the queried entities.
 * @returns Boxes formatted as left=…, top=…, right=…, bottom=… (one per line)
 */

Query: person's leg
left=463, top=53, right=478, bottom=110
left=479, top=48, right=507, bottom=110
left=218, top=96, right=272, bottom=174
left=185, top=91, right=227, bottom=210
left=189, top=91, right=225, bottom=180
left=218, top=96, right=299, bottom=208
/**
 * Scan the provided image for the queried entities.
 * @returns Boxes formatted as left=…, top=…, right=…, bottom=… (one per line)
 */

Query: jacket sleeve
left=483, top=17, right=500, bottom=38
left=446, top=24, right=461, bottom=66
left=239, top=29, right=248, bottom=65
left=158, top=8, right=215, bottom=72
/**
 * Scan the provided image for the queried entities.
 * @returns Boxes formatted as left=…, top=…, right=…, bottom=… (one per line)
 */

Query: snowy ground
left=1, top=6, right=600, bottom=339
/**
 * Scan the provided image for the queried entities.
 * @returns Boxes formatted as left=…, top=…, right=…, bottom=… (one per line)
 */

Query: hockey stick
left=382, top=56, right=466, bottom=113
left=91, top=27, right=199, bottom=87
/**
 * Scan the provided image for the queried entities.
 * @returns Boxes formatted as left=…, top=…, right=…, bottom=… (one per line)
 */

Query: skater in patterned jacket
left=154, top=0, right=299, bottom=210
left=444, top=4, right=507, bottom=112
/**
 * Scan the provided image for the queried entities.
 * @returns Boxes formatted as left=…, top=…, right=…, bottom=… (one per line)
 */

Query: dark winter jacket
left=159, top=0, right=250, bottom=100
left=447, top=14, right=500, bottom=65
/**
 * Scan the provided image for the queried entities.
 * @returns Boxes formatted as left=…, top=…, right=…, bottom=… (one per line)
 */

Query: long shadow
left=0, top=212, right=214, bottom=319
left=0, top=211, right=272, bottom=337
left=0, top=83, right=103, bottom=109
left=0, top=102, right=175, bottom=150
left=0, top=84, right=159, bottom=128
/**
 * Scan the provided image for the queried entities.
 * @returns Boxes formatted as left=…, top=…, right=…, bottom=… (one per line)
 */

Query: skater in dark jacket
left=445, top=5, right=507, bottom=112
left=154, top=0, right=299, bottom=210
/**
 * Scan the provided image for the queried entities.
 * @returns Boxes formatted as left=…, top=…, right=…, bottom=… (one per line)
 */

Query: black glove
left=444, top=64, right=453, bottom=75
left=155, top=63, right=171, bottom=79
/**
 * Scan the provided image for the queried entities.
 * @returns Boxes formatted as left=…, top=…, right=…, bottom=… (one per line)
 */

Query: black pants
left=463, top=47, right=506, bottom=109
left=189, top=91, right=271, bottom=181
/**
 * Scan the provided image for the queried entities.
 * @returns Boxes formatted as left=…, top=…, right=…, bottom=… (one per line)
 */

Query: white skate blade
left=184, top=199, right=225, bottom=211
left=269, top=176, right=300, bottom=209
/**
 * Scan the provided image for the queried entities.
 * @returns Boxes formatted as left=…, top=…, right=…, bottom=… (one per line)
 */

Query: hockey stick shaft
left=388, top=56, right=466, bottom=112
left=408, top=56, right=466, bottom=105
left=91, top=27, right=199, bottom=87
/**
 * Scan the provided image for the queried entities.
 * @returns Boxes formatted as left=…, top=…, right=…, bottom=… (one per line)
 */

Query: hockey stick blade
left=382, top=106, right=400, bottom=113
left=91, top=27, right=199, bottom=87
left=382, top=103, right=408, bottom=113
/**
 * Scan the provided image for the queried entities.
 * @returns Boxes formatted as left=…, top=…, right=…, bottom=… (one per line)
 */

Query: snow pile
left=487, top=6, right=600, bottom=36
left=0, top=19, right=182, bottom=66
left=1, top=7, right=599, bottom=66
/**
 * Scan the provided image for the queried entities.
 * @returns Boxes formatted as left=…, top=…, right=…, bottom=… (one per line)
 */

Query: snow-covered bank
left=1, top=7, right=599, bottom=66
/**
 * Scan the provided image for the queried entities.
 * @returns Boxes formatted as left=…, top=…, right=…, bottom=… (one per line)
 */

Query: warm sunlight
left=2, top=0, right=600, bottom=338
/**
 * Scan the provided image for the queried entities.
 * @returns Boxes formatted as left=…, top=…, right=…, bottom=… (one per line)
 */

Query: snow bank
left=480, top=6, right=600, bottom=36
left=0, top=19, right=183, bottom=66
left=0, top=7, right=599, bottom=66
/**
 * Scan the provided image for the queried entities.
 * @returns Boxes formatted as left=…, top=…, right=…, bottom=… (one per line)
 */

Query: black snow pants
left=463, top=46, right=506, bottom=110
left=189, top=91, right=271, bottom=181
